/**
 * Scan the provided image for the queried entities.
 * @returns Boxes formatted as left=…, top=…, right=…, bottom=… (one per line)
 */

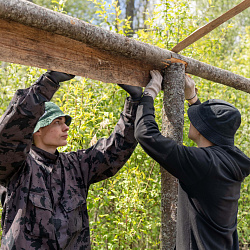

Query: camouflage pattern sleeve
left=76, top=97, right=139, bottom=186
left=0, top=75, right=59, bottom=185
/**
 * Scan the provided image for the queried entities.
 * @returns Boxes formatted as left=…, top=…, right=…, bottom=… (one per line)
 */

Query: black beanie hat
left=187, top=99, right=241, bottom=146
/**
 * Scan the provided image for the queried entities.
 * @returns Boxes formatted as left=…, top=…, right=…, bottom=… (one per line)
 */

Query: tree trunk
left=125, top=0, right=135, bottom=36
left=0, top=0, right=249, bottom=93
left=161, top=63, right=185, bottom=249
left=142, top=0, right=149, bottom=30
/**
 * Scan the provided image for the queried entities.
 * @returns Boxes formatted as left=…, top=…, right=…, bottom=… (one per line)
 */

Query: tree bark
left=161, top=63, right=185, bottom=249
left=0, top=0, right=250, bottom=93
left=0, top=18, right=152, bottom=86
left=0, top=0, right=167, bottom=68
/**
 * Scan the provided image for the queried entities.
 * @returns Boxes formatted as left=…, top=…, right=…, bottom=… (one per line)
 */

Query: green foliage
left=0, top=0, right=249, bottom=248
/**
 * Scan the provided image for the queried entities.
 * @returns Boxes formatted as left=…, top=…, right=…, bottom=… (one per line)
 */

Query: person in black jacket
left=135, top=70, right=250, bottom=250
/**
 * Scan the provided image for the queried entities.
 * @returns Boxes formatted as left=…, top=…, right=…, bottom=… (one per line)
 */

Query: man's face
left=34, top=117, right=69, bottom=152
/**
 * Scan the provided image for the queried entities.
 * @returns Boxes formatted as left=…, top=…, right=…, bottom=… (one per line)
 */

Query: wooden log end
left=162, top=57, right=188, bottom=69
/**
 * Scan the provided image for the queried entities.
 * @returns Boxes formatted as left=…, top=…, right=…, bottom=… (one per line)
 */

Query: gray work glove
left=144, top=70, right=163, bottom=99
left=184, top=74, right=197, bottom=100
left=118, top=84, right=142, bottom=101
left=44, top=70, right=75, bottom=84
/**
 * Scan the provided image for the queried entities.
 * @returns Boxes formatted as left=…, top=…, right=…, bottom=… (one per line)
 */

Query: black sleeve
left=134, top=96, right=213, bottom=186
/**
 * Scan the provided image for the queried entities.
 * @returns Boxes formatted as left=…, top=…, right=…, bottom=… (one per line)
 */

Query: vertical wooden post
left=161, top=63, right=185, bottom=249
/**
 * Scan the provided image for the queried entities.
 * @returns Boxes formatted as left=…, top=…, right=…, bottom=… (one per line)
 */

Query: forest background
left=0, top=0, right=249, bottom=249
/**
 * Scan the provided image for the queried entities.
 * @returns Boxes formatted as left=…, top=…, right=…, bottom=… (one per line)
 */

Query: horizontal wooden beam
left=0, top=18, right=153, bottom=86
left=0, top=0, right=250, bottom=93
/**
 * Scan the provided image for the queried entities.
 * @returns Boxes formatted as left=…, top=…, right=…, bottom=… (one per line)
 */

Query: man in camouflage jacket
left=0, top=71, right=142, bottom=249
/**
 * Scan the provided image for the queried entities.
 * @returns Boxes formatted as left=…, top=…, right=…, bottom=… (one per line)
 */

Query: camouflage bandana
left=34, top=102, right=72, bottom=133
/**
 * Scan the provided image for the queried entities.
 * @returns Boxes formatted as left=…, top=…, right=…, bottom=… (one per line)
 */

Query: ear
left=33, top=129, right=42, bottom=137
left=34, top=129, right=40, bottom=134
left=33, top=130, right=40, bottom=146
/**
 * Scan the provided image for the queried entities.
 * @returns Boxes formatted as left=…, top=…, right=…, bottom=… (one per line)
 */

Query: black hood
left=220, top=145, right=250, bottom=181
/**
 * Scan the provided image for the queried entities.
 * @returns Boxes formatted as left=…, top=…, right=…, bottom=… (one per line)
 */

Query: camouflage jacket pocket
left=25, top=192, right=55, bottom=239
left=61, top=195, right=86, bottom=234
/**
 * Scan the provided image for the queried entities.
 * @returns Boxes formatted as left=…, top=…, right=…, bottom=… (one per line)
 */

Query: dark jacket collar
left=31, top=145, right=59, bottom=164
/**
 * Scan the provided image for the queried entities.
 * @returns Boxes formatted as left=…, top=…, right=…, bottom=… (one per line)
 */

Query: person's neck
left=34, top=144, right=57, bottom=154
left=196, top=137, right=214, bottom=148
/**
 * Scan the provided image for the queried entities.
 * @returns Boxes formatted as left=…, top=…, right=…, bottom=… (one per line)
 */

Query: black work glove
left=118, top=84, right=142, bottom=101
left=44, top=70, right=75, bottom=84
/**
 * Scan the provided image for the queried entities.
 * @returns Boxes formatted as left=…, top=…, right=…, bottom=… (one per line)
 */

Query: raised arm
left=0, top=71, right=73, bottom=184
left=184, top=74, right=201, bottom=105
left=134, top=71, right=211, bottom=185
left=74, top=85, right=142, bottom=186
